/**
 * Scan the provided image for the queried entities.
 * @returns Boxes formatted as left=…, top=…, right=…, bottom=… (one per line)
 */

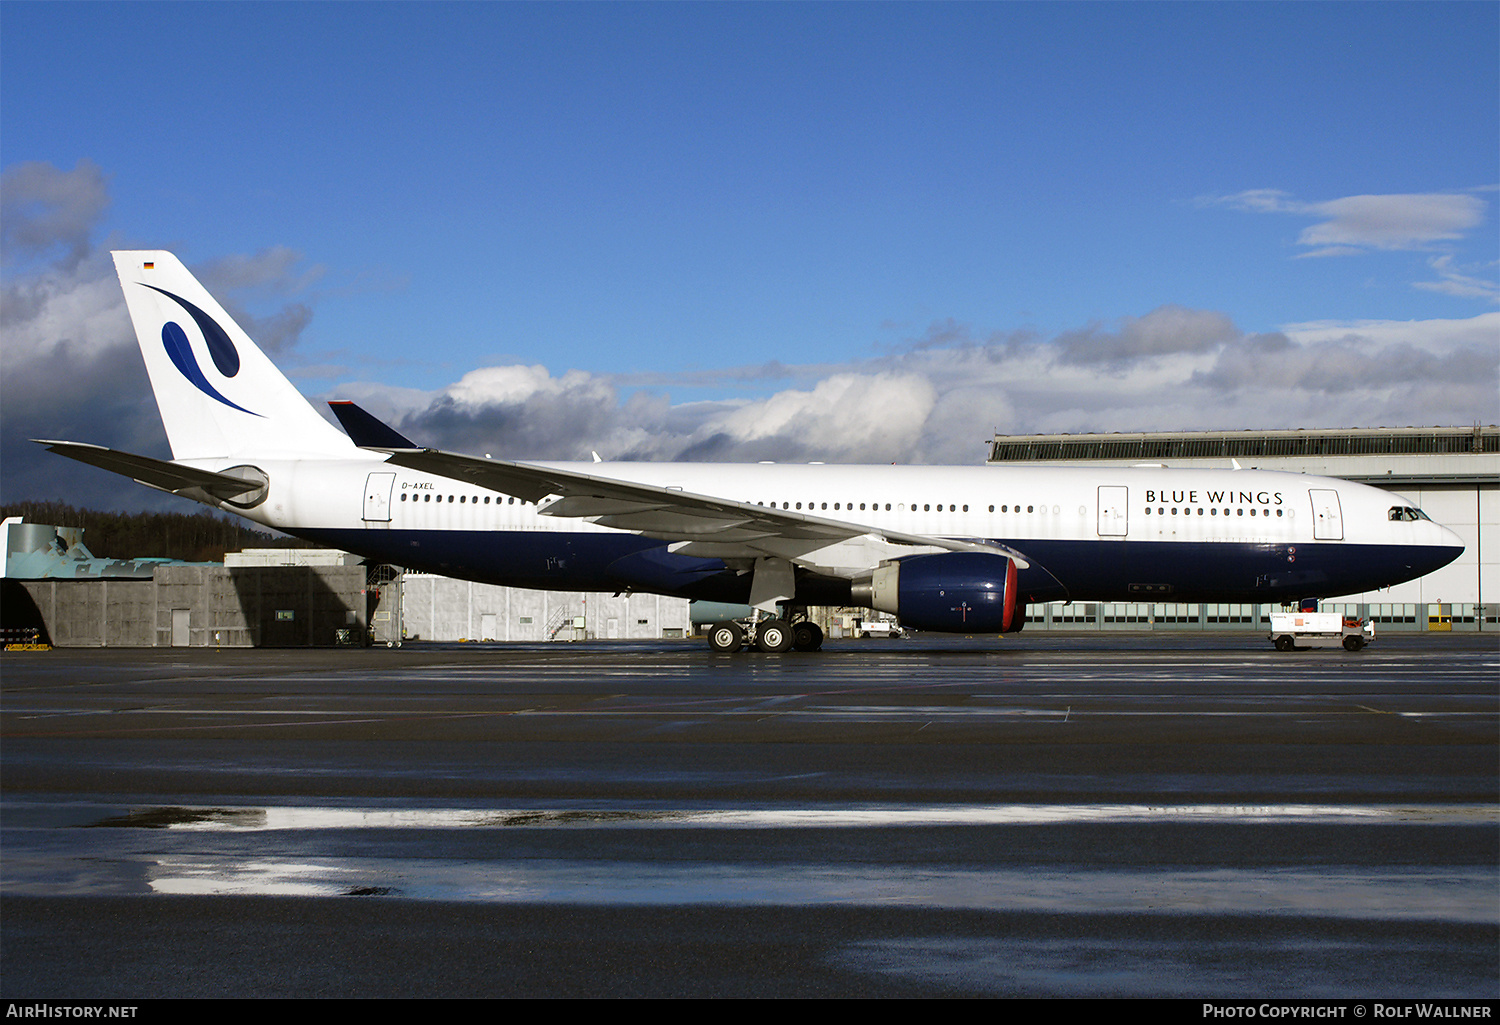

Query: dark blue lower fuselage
left=298, top=527, right=1459, bottom=607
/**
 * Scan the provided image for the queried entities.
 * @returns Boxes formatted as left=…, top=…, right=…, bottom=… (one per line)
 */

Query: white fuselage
left=190, top=453, right=1463, bottom=607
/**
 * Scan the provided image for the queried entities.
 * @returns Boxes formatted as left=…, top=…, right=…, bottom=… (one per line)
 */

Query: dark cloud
left=397, top=382, right=623, bottom=462
left=0, top=160, right=110, bottom=272
left=1192, top=332, right=1498, bottom=394
left=0, top=341, right=172, bottom=509
left=0, top=161, right=326, bottom=508
left=234, top=302, right=314, bottom=356
left=197, top=246, right=324, bottom=294
left=1054, top=306, right=1239, bottom=365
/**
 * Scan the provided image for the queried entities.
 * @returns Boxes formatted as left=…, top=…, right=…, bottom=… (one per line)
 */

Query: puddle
left=75, top=803, right=1499, bottom=831
left=85, top=807, right=268, bottom=829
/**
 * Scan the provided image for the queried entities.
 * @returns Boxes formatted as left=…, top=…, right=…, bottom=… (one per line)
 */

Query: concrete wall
left=14, top=564, right=368, bottom=647
left=16, top=579, right=157, bottom=647
left=401, top=574, right=690, bottom=641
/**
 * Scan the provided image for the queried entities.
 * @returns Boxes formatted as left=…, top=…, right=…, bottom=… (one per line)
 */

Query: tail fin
left=111, top=250, right=354, bottom=460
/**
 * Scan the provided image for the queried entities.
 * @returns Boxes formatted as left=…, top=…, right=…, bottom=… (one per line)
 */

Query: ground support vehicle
left=1269, top=612, right=1374, bottom=651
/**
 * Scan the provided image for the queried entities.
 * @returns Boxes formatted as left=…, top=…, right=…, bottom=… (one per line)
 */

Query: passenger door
left=363, top=472, right=396, bottom=522
left=1309, top=489, right=1343, bottom=540
left=1097, top=486, right=1128, bottom=537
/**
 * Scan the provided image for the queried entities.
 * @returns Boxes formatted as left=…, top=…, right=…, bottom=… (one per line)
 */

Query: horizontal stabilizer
left=328, top=401, right=418, bottom=449
left=32, top=440, right=265, bottom=503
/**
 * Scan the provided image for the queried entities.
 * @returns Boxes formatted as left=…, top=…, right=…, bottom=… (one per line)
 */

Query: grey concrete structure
left=12, top=563, right=368, bottom=647
left=401, top=572, right=691, bottom=642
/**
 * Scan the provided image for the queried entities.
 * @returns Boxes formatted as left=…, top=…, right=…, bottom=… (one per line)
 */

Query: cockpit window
left=1388, top=506, right=1430, bottom=522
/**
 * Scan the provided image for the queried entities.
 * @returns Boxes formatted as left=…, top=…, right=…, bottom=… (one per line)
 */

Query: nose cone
left=1420, top=522, right=1466, bottom=576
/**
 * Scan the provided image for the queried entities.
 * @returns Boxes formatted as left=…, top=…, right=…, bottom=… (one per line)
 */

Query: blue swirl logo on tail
left=144, top=284, right=261, bottom=417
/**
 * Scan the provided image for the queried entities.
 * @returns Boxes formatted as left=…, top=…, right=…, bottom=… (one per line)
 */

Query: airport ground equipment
left=1269, top=611, right=1374, bottom=651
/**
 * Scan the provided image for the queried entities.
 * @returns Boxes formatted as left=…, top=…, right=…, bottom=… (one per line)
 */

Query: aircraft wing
left=377, top=445, right=1030, bottom=575
left=32, top=440, right=267, bottom=504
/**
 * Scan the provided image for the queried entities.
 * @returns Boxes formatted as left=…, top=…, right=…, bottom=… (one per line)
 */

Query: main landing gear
left=707, top=613, right=824, bottom=654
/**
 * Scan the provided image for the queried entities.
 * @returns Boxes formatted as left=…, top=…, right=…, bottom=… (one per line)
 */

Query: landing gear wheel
left=791, top=621, right=823, bottom=651
left=755, top=618, right=795, bottom=653
left=1275, top=635, right=1295, bottom=652
left=708, top=621, right=744, bottom=653
left=1343, top=635, right=1364, bottom=651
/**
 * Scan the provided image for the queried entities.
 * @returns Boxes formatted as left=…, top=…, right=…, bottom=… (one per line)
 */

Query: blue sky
left=3, top=2, right=1497, bottom=507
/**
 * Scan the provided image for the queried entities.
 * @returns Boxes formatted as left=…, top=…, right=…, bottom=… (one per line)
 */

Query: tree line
left=0, top=501, right=312, bottom=564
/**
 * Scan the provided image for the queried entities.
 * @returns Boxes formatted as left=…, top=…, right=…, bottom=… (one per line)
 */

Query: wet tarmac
left=2, top=634, right=1496, bottom=997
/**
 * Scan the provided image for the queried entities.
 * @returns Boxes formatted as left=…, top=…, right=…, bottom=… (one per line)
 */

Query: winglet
left=328, top=401, right=418, bottom=449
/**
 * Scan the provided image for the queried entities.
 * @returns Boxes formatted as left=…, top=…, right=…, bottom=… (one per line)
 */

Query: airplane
left=36, top=250, right=1465, bottom=653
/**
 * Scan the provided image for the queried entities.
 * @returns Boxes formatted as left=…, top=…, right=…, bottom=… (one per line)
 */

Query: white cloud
left=1296, top=193, right=1486, bottom=251
left=1412, top=255, right=1500, bottom=303
left=1210, top=188, right=1490, bottom=255
left=352, top=306, right=1496, bottom=469
left=1280, top=311, right=1500, bottom=349
left=0, top=249, right=130, bottom=364
left=445, top=364, right=612, bottom=409
left=708, top=373, right=937, bottom=461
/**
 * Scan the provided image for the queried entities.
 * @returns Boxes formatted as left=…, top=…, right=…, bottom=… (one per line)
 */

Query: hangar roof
left=987, top=426, right=1499, bottom=487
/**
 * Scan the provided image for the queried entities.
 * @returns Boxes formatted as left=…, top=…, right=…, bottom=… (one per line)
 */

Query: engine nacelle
left=851, top=552, right=1020, bottom=634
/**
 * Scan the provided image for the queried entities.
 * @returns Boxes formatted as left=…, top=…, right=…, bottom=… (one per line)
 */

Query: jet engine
left=851, top=552, right=1022, bottom=634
